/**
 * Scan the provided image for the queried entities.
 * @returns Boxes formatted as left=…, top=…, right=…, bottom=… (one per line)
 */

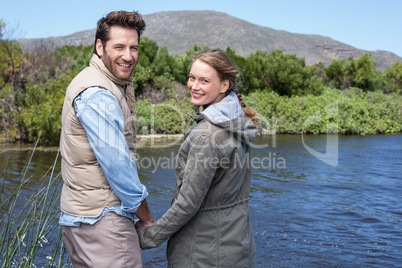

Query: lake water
left=1, top=134, right=401, bottom=267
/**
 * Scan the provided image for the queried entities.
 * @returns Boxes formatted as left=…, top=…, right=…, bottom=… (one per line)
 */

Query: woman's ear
left=220, top=80, right=230, bottom=93
left=95, top=39, right=103, bottom=58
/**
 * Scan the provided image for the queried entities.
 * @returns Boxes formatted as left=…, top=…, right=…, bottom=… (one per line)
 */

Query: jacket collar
left=89, top=54, right=133, bottom=88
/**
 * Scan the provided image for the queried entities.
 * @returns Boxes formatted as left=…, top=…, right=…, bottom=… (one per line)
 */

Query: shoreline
left=1, top=132, right=401, bottom=151
left=137, top=134, right=185, bottom=139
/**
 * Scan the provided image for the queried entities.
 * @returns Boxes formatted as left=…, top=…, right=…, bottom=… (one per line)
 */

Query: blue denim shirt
left=59, top=87, right=148, bottom=227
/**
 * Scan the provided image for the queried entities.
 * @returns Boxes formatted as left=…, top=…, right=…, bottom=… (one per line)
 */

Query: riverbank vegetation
left=0, top=138, right=70, bottom=266
left=1, top=22, right=401, bottom=145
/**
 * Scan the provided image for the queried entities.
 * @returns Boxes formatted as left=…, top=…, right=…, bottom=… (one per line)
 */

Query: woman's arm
left=137, top=135, right=219, bottom=249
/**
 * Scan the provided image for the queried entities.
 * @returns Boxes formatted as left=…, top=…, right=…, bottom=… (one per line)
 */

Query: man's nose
left=122, top=49, right=133, bottom=61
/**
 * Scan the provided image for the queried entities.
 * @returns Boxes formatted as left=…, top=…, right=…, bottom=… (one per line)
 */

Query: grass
left=0, top=136, right=71, bottom=267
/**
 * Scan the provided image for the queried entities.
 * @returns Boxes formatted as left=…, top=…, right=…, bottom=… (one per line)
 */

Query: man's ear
left=95, top=39, right=103, bottom=58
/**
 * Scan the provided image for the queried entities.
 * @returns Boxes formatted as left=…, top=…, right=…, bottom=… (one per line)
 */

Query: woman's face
left=187, top=60, right=229, bottom=108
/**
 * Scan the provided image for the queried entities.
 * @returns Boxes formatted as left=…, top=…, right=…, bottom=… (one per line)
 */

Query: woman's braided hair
left=192, top=50, right=260, bottom=123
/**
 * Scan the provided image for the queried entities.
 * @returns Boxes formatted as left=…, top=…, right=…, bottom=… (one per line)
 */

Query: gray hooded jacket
left=138, top=92, right=257, bottom=267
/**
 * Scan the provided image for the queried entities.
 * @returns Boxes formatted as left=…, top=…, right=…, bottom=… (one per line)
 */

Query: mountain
left=18, top=10, right=401, bottom=70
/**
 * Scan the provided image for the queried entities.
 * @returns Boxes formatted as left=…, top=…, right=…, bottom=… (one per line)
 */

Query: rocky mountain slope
left=18, top=10, right=401, bottom=70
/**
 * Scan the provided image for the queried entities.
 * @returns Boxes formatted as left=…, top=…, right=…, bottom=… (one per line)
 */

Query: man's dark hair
left=93, top=11, right=146, bottom=55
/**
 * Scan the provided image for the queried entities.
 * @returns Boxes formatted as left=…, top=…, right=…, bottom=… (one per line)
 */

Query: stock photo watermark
left=136, top=151, right=286, bottom=173
left=66, top=100, right=339, bottom=169
left=302, top=101, right=339, bottom=167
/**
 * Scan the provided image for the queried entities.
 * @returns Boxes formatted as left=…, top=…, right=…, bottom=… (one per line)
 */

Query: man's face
left=96, top=26, right=139, bottom=80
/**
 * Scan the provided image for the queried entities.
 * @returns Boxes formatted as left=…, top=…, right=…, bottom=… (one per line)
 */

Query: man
left=59, top=11, right=153, bottom=267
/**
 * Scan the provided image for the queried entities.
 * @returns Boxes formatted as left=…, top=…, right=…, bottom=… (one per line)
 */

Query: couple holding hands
left=59, top=10, right=259, bottom=268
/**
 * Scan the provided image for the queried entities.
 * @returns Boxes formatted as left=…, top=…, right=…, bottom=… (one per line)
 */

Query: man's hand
left=135, top=218, right=153, bottom=229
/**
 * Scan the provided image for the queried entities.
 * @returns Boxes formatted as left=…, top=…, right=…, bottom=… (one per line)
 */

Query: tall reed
left=0, top=136, right=71, bottom=267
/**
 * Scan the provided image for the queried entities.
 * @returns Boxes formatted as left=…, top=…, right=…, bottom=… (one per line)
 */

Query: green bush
left=136, top=98, right=194, bottom=135
left=18, top=72, right=74, bottom=144
left=325, top=54, right=388, bottom=92
left=1, top=34, right=401, bottom=143
left=383, top=61, right=402, bottom=94
left=241, top=50, right=324, bottom=96
left=245, top=87, right=402, bottom=135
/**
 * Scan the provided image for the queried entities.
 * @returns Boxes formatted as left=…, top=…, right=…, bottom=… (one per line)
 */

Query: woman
left=137, top=50, right=259, bottom=267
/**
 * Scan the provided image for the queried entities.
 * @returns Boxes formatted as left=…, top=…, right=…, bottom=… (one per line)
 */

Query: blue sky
left=1, top=0, right=401, bottom=57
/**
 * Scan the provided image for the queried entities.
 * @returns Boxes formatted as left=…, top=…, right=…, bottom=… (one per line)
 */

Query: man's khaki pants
left=62, top=212, right=143, bottom=268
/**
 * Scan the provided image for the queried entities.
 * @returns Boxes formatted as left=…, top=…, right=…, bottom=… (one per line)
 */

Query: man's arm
left=74, top=87, right=153, bottom=219
left=135, top=199, right=154, bottom=228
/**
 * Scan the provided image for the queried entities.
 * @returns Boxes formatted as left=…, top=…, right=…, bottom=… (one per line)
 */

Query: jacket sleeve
left=137, top=134, right=219, bottom=249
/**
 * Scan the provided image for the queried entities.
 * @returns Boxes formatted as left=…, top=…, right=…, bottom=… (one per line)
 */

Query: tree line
left=1, top=21, right=401, bottom=144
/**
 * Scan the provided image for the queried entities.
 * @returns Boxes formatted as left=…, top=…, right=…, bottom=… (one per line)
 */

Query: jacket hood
left=189, top=91, right=258, bottom=144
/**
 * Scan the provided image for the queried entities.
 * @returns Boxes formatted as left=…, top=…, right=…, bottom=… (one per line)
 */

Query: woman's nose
left=191, top=80, right=200, bottom=90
